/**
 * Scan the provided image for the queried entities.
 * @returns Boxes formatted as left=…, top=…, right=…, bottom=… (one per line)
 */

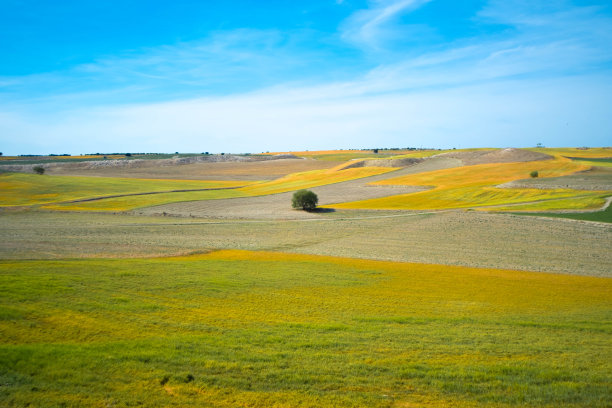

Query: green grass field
left=509, top=198, right=612, bottom=223
left=1, top=250, right=610, bottom=407
left=568, top=157, right=612, bottom=168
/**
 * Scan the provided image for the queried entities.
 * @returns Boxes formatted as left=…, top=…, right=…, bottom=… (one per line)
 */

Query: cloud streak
left=340, top=0, right=433, bottom=50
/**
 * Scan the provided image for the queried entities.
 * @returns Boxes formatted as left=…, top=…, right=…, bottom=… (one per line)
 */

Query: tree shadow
left=306, top=208, right=335, bottom=213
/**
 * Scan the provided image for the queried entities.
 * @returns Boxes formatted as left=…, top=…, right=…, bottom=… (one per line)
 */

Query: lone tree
left=33, top=166, right=45, bottom=175
left=530, top=170, right=539, bottom=178
left=292, top=189, right=318, bottom=211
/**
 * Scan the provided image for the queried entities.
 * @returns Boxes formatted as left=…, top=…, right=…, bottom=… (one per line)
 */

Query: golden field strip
left=331, top=156, right=610, bottom=211
left=1, top=250, right=610, bottom=407
left=240, top=166, right=396, bottom=196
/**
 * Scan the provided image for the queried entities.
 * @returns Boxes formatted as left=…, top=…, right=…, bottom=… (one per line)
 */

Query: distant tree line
left=18, top=154, right=72, bottom=157
left=369, top=147, right=438, bottom=152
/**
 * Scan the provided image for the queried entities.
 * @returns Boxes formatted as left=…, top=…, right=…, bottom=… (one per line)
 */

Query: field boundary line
left=119, top=209, right=453, bottom=226
left=55, top=186, right=249, bottom=204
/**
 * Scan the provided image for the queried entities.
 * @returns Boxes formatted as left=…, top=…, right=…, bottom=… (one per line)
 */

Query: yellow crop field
left=41, top=189, right=249, bottom=212
left=265, top=149, right=442, bottom=162
left=1, top=250, right=610, bottom=407
left=239, top=166, right=397, bottom=195
left=529, top=147, right=612, bottom=158
left=0, top=173, right=252, bottom=207
left=330, top=157, right=609, bottom=210
left=265, top=149, right=369, bottom=156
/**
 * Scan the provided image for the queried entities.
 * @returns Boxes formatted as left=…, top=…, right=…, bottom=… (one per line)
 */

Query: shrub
left=33, top=166, right=45, bottom=175
left=530, top=170, right=539, bottom=178
left=292, top=189, right=318, bottom=211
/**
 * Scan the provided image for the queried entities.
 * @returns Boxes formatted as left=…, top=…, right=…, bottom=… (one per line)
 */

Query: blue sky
left=1, top=0, right=611, bottom=155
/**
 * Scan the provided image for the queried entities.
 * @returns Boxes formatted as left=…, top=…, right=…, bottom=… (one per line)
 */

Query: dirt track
left=137, top=157, right=462, bottom=219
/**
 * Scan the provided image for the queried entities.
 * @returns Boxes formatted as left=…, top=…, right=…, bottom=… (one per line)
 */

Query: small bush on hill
left=530, top=171, right=539, bottom=178
left=33, top=166, right=45, bottom=175
left=292, top=189, right=318, bottom=211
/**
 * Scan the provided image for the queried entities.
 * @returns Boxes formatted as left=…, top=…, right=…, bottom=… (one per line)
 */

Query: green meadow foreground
left=1, top=251, right=610, bottom=407
left=0, top=148, right=611, bottom=407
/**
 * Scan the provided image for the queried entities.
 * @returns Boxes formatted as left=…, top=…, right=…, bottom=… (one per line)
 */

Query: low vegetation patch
left=1, top=250, right=610, bottom=407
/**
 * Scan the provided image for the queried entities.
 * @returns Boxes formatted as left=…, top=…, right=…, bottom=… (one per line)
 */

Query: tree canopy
left=292, top=189, right=318, bottom=211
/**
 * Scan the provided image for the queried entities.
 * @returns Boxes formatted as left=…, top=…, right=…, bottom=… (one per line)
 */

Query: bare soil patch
left=342, top=157, right=423, bottom=169
left=437, top=148, right=552, bottom=165
left=1, top=210, right=609, bottom=277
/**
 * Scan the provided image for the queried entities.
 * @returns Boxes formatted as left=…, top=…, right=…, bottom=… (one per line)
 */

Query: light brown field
left=1, top=208, right=609, bottom=277
left=436, top=147, right=552, bottom=165
left=21, top=158, right=337, bottom=180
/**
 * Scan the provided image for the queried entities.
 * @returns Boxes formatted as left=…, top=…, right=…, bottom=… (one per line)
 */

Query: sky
left=1, top=0, right=611, bottom=155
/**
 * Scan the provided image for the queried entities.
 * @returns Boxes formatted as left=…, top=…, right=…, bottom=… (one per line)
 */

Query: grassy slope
left=0, top=173, right=251, bottom=207
left=1, top=250, right=610, bottom=407
left=485, top=195, right=610, bottom=212
left=330, top=157, right=610, bottom=210
left=570, top=158, right=612, bottom=168
left=508, top=199, right=612, bottom=223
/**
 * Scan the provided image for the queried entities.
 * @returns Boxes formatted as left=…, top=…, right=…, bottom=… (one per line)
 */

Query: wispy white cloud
left=340, top=0, right=433, bottom=50
left=3, top=69, right=611, bottom=154
left=0, top=28, right=346, bottom=107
